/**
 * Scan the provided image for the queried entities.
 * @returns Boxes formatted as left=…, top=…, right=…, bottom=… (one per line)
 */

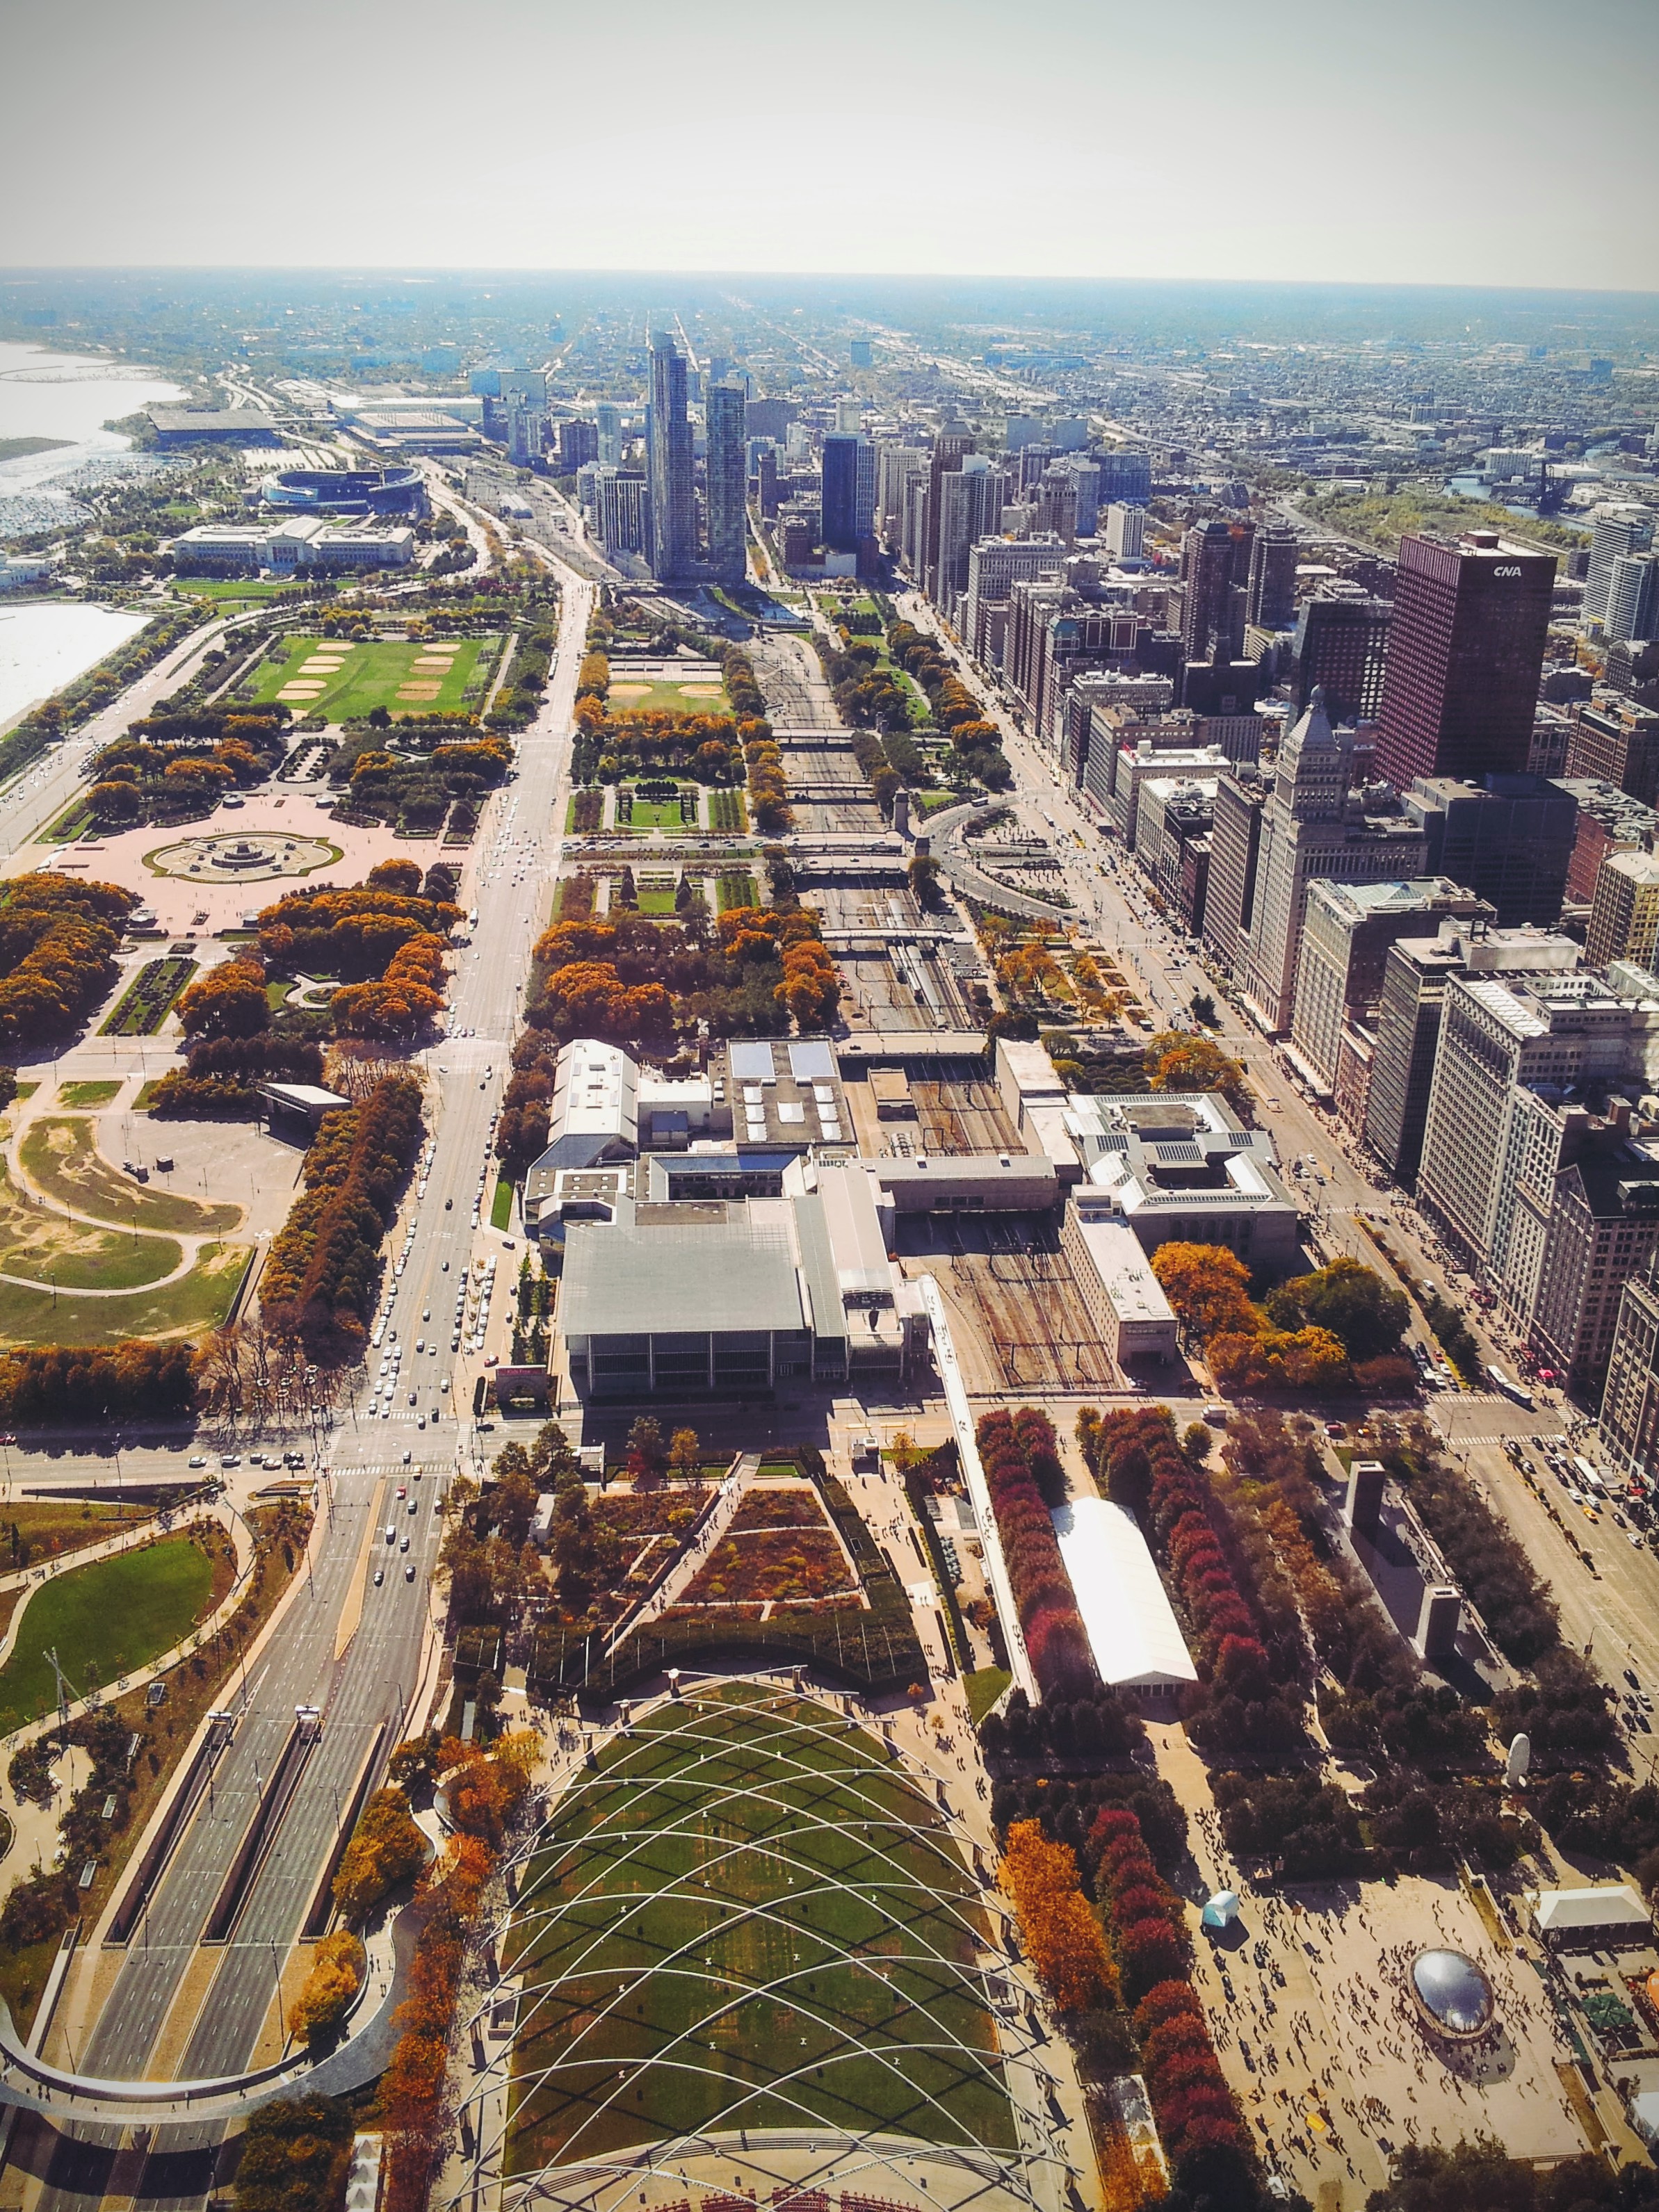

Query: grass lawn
left=173, top=578, right=296, bottom=602
left=965, top=1666, right=1012, bottom=1726
left=505, top=1686, right=1011, bottom=2172
left=58, top=1081, right=121, bottom=1109
left=634, top=884, right=681, bottom=916
left=0, top=1241, right=250, bottom=1347
left=0, top=1534, right=216, bottom=1731
left=22, top=1119, right=243, bottom=1235
left=0, top=1158, right=181, bottom=1290
left=619, top=790, right=694, bottom=835
left=243, top=635, right=490, bottom=723
left=490, top=1178, right=515, bottom=1232
left=101, top=957, right=197, bottom=1037
left=605, top=679, right=732, bottom=717
left=3, top=1500, right=151, bottom=1566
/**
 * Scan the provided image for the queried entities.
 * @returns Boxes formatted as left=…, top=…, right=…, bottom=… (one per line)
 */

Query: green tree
left=1266, top=1256, right=1409, bottom=1361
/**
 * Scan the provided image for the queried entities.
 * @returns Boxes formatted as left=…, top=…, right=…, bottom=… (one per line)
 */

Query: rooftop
left=1051, top=1498, right=1197, bottom=1691
left=560, top=1210, right=806, bottom=1337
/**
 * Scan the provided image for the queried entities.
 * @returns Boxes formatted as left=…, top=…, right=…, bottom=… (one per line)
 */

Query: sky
left=3, top=0, right=1657, bottom=293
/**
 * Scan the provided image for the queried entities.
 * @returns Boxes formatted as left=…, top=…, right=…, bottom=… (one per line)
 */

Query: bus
left=1486, top=1365, right=1535, bottom=1408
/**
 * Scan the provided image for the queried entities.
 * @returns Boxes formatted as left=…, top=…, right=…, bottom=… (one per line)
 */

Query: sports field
left=605, top=677, right=732, bottom=717
left=0, top=1535, right=216, bottom=1730
left=504, top=1686, right=1013, bottom=2172
left=245, top=635, right=496, bottom=722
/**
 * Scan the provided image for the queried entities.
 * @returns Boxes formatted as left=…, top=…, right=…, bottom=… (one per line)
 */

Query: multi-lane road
left=6, top=540, right=592, bottom=2209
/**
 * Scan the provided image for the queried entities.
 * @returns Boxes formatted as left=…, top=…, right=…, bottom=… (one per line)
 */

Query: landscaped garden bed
left=101, top=956, right=198, bottom=1036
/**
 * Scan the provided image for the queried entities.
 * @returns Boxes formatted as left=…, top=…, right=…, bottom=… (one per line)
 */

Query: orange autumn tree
left=1001, top=1819, right=1117, bottom=2013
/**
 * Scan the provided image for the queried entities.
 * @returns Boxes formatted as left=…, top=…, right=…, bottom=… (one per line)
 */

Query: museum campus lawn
left=618, top=788, right=695, bottom=834
left=58, top=1082, right=121, bottom=1109
left=505, top=1686, right=1012, bottom=2171
left=0, top=1535, right=216, bottom=1732
left=22, top=1119, right=243, bottom=1236
left=244, top=635, right=494, bottom=722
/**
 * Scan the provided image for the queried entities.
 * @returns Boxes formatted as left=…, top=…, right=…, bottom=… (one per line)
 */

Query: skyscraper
left=821, top=434, right=874, bottom=552
left=1179, top=519, right=1254, bottom=664
left=1289, top=594, right=1391, bottom=723
left=1247, top=523, right=1300, bottom=628
left=1373, top=532, right=1556, bottom=790
left=1586, top=506, right=1654, bottom=624
left=596, top=402, right=622, bottom=466
left=704, top=382, right=747, bottom=583
left=923, top=425, right=974, bottom=596
left=647, top=332, right=695, bottom=581
left=1607, top=553, right=1659, bottom=646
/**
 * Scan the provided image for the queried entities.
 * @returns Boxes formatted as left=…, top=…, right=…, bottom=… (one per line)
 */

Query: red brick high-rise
left=1374, top=531, right=1556, bottom=790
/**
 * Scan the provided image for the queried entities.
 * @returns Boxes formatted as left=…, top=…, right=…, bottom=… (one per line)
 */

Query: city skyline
left=3, top=0, right=1658, bottom=290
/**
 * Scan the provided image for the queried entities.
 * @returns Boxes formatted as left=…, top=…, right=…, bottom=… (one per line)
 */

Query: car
left=220, top=1454, right=241, bottom=1468
left=405, top=1562, right=416, bottom=1581
left=441, top=1376, right=451, bottom=1392
left=409, top=1496, right=419, bottom=1513
left=189, top=1455, right=207, bottom=1468
left=451, top=1336, right=462, bottom=1351
left=446, top=1197, right=453, bottom=1209
left=485, top=1353, right=499, bottom=1367
left=417, top=1415, right=426, bottom=1429
left=1626, top=1668, right=1642, bottom=1689
left=402, top=1449, right=412, bottom=1465
left=0, top=1433, right=16, bottom=1447
left=408, top=1390, right=418, bottom=1406
left=442, top=1258, right=450, bottom=1269
left=422, top=1308, right=430, bottom=1323
left=374, top=1567, right=385, bottom=1586
left=415, top=1339, right=424, bottom=1353
left=400, top=1534, right=411, bottom=1552
left=397, top=1484, right=407, bottom=1499
left=1324, top=1422, right=1345, bottom=1439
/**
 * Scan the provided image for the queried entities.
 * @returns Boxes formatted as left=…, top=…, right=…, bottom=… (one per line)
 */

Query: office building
left=1587, top=850, right=1659, bottom=969
left=1374, top=532, right=1557, bottom=790
left=921, top=425, right=975, bottom=596
left=1608, top=555, right=1659, bottom=646
left=580, top=466, right=651, bottom=558
left=647, top=332, right=695, bottom=581
left=1104, top=503, right=1146, bottom=561
left=1247, top=523, right=1300, bottom=628
left=1289, top=594, right=1391, bottom=724
left=1600, top=1253, right=1659, bottom=1474
left=1526, top=1122, right=1659, bottom=1395
left=1586, top=507, right=1655, bottom=625
left=1405, top=773, right=1578, bottom=929
left=1202, top=762, right=1271, bottom=973
left=1363, top=920, right=1580, bottom=1185
left=935, top=459, right=1010, bottom=610
left=849, top=338, right=873, bottom=368
left=1564, top=701, right=1659, bottom=806
left=1096, top=451, right=1153, bottom=504
left=877, top=445, right=927, bottom=551
left=596, top=402, right=622, bottom=465
left=962, top=535, right=1065, bottom=668
left=1233, top=694, right=1428, bottom=1034
left=1289, top=878, right=1492, bottom=1103
left=704, top=382, right=747, bottom=583
left=1060, top=1216, right=1180, bottom=1368
left=1418, top=971, right=1637, bottom=1270
left=1103, top=742, right=1228, bottom=848
left=505, top=401, right=546, bottom=466
left=1555, top=778, right=1659, bottom=902
left=1135, top=776, right=1219, bottom=923
left=820, top=433, right=875, bottom=554
left=1179, top=519, right=1254, bottom=664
